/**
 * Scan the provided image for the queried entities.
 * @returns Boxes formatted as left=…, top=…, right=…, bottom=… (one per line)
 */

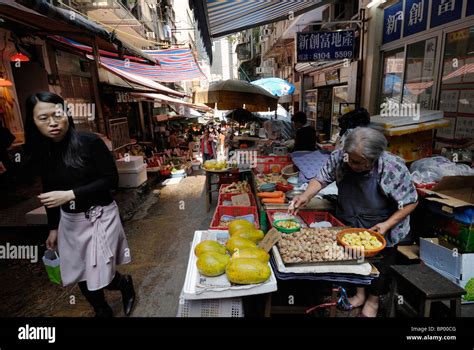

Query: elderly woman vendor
left=290, top=127, right=418, bottom=317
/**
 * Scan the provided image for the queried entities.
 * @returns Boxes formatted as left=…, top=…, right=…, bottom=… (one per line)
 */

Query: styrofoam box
left=420, top=237, right=474, bottom=283
left=118, top=164, right=147, bottom=188
left=182, top=230, right=278, bottom=300
left=115, top=156, right=144, bottom=171
left=177, top=291, right=243, bottom=317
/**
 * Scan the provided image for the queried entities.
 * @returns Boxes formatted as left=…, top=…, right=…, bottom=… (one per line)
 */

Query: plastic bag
left=42, top=250, right=61, bottom=285
left=410, top=156, right=474, bottom=184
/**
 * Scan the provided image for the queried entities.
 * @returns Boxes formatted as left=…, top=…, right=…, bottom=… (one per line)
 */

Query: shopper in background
left=292, top=111, right=317, bottom=152
left=200, top=128, right=214, bottom=161
left=25, top=92, right=136, bottom=318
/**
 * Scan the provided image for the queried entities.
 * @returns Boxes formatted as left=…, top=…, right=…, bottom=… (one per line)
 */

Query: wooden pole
left=90, top=38, right=106, bottom=135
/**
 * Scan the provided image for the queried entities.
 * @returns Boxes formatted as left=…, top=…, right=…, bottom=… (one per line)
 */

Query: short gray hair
left=343, top=127, right=387, bottom=163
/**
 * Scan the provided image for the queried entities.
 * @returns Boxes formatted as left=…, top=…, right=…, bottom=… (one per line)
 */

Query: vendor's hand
left=370, top=222, right=391, bottom=235
left=46, top=229, right=58, bottom=250
left=38, top=190, right=75, bottom=208
left=288, top=194, right=310, bottom=215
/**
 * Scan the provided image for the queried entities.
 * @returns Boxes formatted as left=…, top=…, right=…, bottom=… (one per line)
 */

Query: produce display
left=194, top=240, right=226, bottom=257
left=221, top=181, right=250, bottom=194
left=257, top=191, right=286, bottom=204
left=277, top=228, right=350, bottom=263
left=231, top=227, right=264, bottom=243
left=203, top=159, right=228, bottom=171
left=341, top=231, right=383, bottom=250
left=226, top=258, right=271, bottom=285
left=228, top=219, right=255, bottom=234
left=196, top=251, right=230, bottom=277
left=225, top=236, right=257, bottom=254
left=232, top=247, right=270, bottom=263
left=274, top=220, right=300, bottom=230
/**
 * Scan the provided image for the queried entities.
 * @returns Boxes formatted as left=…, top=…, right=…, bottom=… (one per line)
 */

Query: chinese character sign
left=383, top=2, right=403, bottom=44
left=431, top=0, right=462, bottom=28
left=296, top=30, right=355, bottom=62
left=404, top=0, right=428, bottom=37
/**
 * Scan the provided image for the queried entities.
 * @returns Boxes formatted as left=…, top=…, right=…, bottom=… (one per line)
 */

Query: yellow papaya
left=225, top=236, right=256, bottom=254
left=196, top=252, right=230, bottom=277
left=194, top=240, right=226, bottom=257
left=228, top=219, right=255, bottom=236
left=226, top=258, right=271, bottom=284
left=232, top=247, right=270, bottom=263
left=232, top=228, right=264, bottom=243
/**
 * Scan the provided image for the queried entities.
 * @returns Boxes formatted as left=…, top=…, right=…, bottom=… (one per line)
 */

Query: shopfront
left=380, top=0, right=474, bottom=151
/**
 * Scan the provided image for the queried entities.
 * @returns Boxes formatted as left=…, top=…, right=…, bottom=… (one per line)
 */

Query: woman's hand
left=370, top=222, right=391, bottom=235
left=46, top=229, right=58, bottom=250
left=38, top=190, right=75, bottom=208
left=288, top=194, right=310, bottom=215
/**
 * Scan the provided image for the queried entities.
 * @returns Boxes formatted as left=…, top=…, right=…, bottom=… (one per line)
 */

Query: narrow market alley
left=0, top=172, right=215, bottom=317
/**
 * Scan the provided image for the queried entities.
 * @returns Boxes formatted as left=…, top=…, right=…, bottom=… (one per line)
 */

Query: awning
left=131, top=92, right=212, bottom=112
left=50, top=37, right=207, bottom=82
left=0, top=0, right=155, bottom=64
left=88, top=56, right=186, bottom=97
left=190, top=0, right=335, bottom=62
left=96, top=51, right=205, bottom=83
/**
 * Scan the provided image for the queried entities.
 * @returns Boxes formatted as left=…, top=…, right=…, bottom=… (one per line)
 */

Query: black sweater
left=40, top=132, right=118, bottom=230
left=294, top=125, right=317, bottom=152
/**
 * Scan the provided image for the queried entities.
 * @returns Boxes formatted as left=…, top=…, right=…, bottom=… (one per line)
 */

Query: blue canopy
left=252, top=78, right=295, bottom=97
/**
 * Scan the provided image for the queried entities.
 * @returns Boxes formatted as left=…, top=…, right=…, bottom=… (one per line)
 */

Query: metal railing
left=108, top=117, right=131, bottom=150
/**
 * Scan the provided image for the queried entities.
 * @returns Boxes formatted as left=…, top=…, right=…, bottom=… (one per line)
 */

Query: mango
left=232, top=247, right=270, bottom=263
left=225, top=236, right=256, bottom=254
left=232, top=228, right=264, bottom=243
left=228, top=219, right=255, bottom=236
left=194, top=240, right=226, bottom=257
left=196, top=252, right=230, bottom=277
left=226, top=258, right=271, bottom=284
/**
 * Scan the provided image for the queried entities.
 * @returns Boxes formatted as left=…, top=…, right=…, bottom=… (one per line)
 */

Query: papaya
left=226, top=258, right=271, bottom=284
left=225, top=236, right=256, bottom=254
left=231, top=228, right=264, bottom=243
left=194, top=240, right=226, bottom=257
left=232, top=247, right=270, bottom=263
left=228, top=219, right=255, bottom=236
left=196, top=252, right=230, bottom=277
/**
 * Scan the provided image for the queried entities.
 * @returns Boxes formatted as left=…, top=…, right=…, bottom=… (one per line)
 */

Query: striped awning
left=190, top=0, right=333, bottom=61
left=132, top=92, right=212, bottom=111
left=52, top=37, right=205, bottom=82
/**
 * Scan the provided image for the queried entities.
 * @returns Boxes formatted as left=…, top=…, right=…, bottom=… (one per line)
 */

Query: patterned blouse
left=314, top=149, right=418, bottom=246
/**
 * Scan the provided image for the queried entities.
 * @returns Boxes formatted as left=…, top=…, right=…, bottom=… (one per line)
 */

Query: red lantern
left=10, top=53, right=30, bottom=62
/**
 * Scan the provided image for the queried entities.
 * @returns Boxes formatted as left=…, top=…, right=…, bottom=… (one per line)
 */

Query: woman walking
left=25, top=92, right=135, bottom=318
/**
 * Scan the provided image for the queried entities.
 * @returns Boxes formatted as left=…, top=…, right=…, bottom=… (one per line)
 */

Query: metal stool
left=390, top=264, right=466, bottom=317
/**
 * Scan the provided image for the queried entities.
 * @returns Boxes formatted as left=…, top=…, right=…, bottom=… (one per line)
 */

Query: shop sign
left=116, top=92, right=137, bottom=103
left=403, top=0, right=428, bottom=37
left=383, top=2, right=403, bottom=44
left=468, top=0, right=474, bottom=16
left=296, top=30, right=355, bottom=62
left=430, top=0, right=463, bottom=28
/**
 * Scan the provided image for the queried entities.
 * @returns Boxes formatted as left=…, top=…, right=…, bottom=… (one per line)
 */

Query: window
left=438, top=26, right=474, bottom=141
left=381, top=48, right=405, bottom=105
left=402, top=38, right=437, bottom=109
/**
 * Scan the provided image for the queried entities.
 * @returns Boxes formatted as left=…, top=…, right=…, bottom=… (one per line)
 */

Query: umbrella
left=194, top=79, right=278, bottom=112
left=251, top=78, right=295, bottom=97
left=225, top=108, right=259, bottom=124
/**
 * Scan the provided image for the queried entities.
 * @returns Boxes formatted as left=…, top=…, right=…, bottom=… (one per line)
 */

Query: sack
left=42, top=250, right=61, bottom=285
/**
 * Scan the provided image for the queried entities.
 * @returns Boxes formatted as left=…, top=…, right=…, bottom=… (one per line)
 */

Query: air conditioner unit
left=263, top=28, right=272, bottom=36
left=259, top=36, right=267, bottom=42
left=256, top=67, right=264, bottom=74
left=146, top=31, right=156, bottom=40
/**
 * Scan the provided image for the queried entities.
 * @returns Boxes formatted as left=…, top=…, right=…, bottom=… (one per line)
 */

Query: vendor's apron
left=336, top=168, right=396, bottom=242
left=58, top=201, right=131, bottom=291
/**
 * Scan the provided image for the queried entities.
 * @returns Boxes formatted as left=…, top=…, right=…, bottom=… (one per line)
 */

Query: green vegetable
left=464, top=278, right=474, bottom=301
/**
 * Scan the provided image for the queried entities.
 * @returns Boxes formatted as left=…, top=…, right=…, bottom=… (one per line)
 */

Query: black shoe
left=120, top=274, right=136, bottom=316
left=94, top=304, right=113, bottom=318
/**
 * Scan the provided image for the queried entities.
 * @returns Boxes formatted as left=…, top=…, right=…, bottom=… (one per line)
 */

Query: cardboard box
left=420, top=237, right=474, bottom=288
left=421, top=176, right=474, bottom=252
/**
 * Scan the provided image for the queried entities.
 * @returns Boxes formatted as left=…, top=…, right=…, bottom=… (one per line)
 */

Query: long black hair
left=24, top=92, right=85, bottom=169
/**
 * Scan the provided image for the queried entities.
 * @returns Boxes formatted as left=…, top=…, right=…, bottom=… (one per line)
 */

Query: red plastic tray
left=210, top=206, right=260, bottom=230
left=298, top=211, right=345, bottom=227
left=218, top=192, right=257, bottom=207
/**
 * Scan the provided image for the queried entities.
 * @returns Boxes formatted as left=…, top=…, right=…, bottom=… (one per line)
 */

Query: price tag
left=258, top=228, right=281, bottom=253
left=231, top=193, right=250, bottom=206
